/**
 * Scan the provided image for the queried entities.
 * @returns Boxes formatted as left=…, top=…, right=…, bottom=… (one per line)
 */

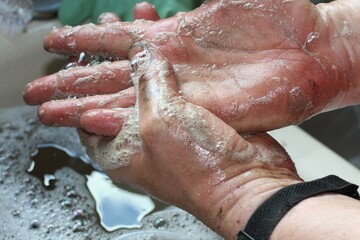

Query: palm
left=24, top=0, right=346, bottom=133
left=156, top=0, right=341, bottom=131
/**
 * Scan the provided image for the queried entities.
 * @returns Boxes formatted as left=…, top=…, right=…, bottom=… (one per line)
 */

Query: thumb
left=130, top=44, right=182, bottom=123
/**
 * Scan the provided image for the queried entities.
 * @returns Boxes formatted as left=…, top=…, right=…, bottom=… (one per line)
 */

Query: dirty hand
left=78, top=46, right=301, bottom=239
left=23, top=0, right=360, bottom=135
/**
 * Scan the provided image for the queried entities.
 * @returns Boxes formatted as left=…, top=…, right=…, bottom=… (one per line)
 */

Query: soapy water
left=27, top=143, right=156, bottom=231
left=27, top=144, right=93, bottom=190
left=63, top=52, right=122, bottom=70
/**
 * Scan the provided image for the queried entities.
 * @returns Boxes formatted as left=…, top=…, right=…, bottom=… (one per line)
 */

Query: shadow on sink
left=300, top=106, right=360, bottom=168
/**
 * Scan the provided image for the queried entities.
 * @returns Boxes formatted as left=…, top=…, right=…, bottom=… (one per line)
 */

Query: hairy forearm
left=318, top=0, right=360, bottom=108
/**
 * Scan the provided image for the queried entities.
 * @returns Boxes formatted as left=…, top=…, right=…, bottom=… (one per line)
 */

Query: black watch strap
left=238, top=175, right=360, bottom=240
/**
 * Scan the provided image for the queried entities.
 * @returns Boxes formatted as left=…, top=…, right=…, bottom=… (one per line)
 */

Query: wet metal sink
left=0, top=106, right=221, bottom=239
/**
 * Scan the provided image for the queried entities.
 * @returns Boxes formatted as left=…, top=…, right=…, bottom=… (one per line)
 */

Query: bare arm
left=271, top=193, right=360, bottom=239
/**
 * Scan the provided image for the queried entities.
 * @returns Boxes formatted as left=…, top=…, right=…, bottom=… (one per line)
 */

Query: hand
left=79, top=46, right=302, bottom=239
left=23, top=0, right=359, bottom=135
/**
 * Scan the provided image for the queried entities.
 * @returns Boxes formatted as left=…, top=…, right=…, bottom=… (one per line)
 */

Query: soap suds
left=81, top=48, right=152, bottom=170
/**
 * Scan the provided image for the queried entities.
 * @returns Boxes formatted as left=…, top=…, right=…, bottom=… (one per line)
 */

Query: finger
left=132, top=46, right=181, bottom=118
left=80, top=108, right=132, bottom=136
left=44, top=22, right=145, bottom=56
left=98, top=12, right=121, bottom=24
left=37, top=88, right=135, bottom=127
left=23, top=61, right=132, bottom=105
left=134, top=2, right=160, bottom=21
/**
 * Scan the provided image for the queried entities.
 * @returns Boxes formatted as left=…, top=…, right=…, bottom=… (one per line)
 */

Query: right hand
left=79, top=46, right=302, bottom=239
left=24, top=0, right=358, bottom=135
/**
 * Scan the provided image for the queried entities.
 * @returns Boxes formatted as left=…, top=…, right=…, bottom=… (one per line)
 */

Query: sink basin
left=0, top=20, right=65, bottom=108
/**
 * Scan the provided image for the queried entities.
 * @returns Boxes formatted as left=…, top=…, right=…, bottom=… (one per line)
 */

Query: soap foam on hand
left=77, top=48, right=153, bottom=171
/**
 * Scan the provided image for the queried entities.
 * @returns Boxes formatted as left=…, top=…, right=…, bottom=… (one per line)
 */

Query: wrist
left=272, top=193, right=360, bottom=240
left=317, top=0, right=360, bottom=108
left=193, top=167, right=302, bottom=239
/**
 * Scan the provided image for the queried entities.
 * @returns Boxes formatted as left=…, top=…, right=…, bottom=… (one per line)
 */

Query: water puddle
left=27, top=143, right=155, bottom=232
left=27, top=144, right=93, bottom=190
left=87, top=171, right=154, bottom=231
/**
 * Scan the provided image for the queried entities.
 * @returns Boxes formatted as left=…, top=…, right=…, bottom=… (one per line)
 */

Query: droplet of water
left=66, top=190, right=79, bottom=198
left=46, top=224, right=54, bottom=233
left=30, top=220, right=40, bottom=229
left=60, top=199, right=72, bottom=209
left=306, top=32, right=320, bottom=44
left=26, top=191, right=35, bottom=197
left=153, top=217, right=169, bottom=230
left=12, top=210, right=20, bottom=217
left=23, top=178, right=31, bottom=184
left=63, top=52, right=92, bottom=70
left=64, top=33, right=75, bottom=47
left=72, top=223, right=85, bottom=232
left=216, top=141, right=225, bottom=151
left=72, top=209, right=87, bottom=220
left=63, top=62, right=78, bottom=70
left=31, top=198, right=39, bottom=206
left=303, top=32, right=320, bottom=51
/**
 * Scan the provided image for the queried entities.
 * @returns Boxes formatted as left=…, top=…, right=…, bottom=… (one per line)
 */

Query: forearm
left=205, top=177, right=360, bottom=240
left=317, top=0, right=360, bottom=108
left=214, top=177, right=301, bottom=239
left=193, top=167, right=302, bottom=239
left=271, top=193, right=360, bottom=239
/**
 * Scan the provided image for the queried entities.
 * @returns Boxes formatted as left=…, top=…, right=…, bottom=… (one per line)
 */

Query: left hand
left=79, top=45, right=301, bottom=239
left=24, top=0, right=359, bottom=135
